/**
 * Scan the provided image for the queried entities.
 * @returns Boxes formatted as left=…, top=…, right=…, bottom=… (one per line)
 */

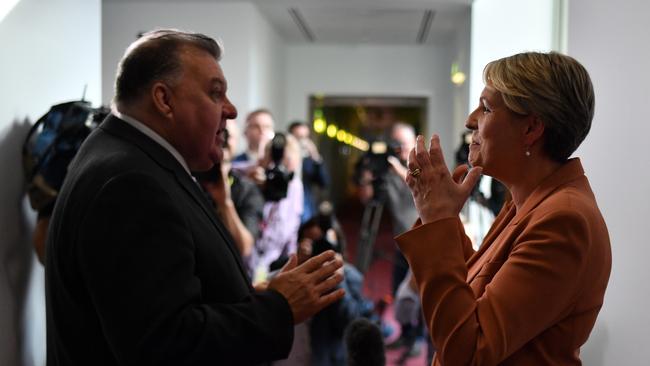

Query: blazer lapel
left=466, top=159, right=586, bottom=283
left=466, top=201, right=516, bottom=282
left=101, top=115, right=251, bottom=281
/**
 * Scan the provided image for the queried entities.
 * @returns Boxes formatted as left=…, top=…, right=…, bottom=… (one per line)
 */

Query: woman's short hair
left=483, top=52, right=595, bottom=162
left=114, top=29, right=223, bottom=107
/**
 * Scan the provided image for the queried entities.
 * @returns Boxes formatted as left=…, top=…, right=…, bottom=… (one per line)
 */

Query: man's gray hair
left=113, top=29, right=223, bottom=107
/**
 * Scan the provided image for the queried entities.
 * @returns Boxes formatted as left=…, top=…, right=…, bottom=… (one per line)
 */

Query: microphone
left=344, top=318, right=386, bottom=366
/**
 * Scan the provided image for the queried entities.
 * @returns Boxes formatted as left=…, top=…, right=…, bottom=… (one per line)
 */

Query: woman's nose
left=465, top=107, right=480, bottom=130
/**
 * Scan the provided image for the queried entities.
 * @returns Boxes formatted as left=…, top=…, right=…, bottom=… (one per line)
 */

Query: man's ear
left=523, top=114, right=545, bottom=147
left=151, top=82, right=173, bottom=119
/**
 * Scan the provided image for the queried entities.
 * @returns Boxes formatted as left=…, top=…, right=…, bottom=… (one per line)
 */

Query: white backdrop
left=0, top=1, right=101, bottom=365
left=569, top=0, right=650, bottom=364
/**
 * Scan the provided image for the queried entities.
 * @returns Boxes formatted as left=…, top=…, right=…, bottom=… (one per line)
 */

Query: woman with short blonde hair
left=399, top=51, right=611, bottom=365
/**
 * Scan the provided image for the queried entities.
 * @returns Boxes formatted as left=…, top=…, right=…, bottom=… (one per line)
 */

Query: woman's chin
left=468, top=156, right=482, bottom=168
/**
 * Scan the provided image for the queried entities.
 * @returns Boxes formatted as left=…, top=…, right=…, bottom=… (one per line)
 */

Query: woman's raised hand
left=405, top=134, right=482, bottom=224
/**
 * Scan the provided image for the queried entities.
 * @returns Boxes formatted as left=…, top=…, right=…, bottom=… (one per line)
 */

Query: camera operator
left=355, top=122, right=418, bottom=292
left=271, top=202, right=373, bottom=366
left=354, top=122, right=424, bottom=357
left=253, top=132, right=304, bottom=283
left=24, top=102, right=108, bottom=264
left=306, top=207, right=374, bottom=366
left=195, top=120, right=264, bottom=275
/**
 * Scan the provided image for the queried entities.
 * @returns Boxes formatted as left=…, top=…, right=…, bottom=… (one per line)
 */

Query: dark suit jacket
left=396, top=158, right=611, bottom=365
left=45, top=115, right=293, bottom=365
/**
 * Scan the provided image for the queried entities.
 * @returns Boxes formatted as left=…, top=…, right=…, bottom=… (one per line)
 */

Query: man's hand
left=268, top=250, right=345, bottom=324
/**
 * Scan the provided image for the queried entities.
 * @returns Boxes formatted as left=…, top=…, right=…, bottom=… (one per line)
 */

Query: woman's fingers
left=428, top=134, right=448, bottom=170
left=452, top=164, right=469, bottom=184
left=459, top=166, right=483, bottom=198
left=414, top=135, right=431, bottom=171
left=410, top=134, right=451, bottom=175
left=406, top=146, right=419, bottom=188
left=403, top=133, right=484, bottom=223
left=407, top=146, right=417, bottom=171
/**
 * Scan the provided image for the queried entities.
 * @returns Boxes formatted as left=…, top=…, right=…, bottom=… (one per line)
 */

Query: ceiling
left=105, top=0, right=472, bottom=45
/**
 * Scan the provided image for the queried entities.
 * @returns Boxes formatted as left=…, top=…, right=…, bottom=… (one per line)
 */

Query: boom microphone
left=344, top=318, right=385, bottom=366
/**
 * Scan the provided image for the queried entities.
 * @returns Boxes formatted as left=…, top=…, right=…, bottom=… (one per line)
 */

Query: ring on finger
left=408, top=168, right=422, bottom=177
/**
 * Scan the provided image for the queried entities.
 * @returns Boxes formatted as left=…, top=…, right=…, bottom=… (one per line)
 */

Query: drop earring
left=525, top=150, right=531, bottom=157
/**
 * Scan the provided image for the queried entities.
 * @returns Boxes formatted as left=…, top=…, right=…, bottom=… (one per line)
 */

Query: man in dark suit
left=45, top=29, right=345, bottom=365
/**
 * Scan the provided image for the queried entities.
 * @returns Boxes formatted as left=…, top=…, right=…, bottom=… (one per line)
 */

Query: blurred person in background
left=232, top=108, right=275, bottom=186
left=252, top=132, right=304, bottom=282
left=195, top=119, right=264, bottom=275
left=355, top=122, right=422, bottom=356
left=288, top=120, right=330, bottom=223
left=272, top=203, right=374, bottom=366
left=356, top=122, right=418, bottom=293
left=233, top=108, right=275, bottom=170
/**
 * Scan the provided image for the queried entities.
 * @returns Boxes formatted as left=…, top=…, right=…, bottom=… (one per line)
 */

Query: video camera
left=23, top=101, right=109, bottom=213
left=354, top=138, right=400, bottom=200
left=263, top=132, right=294, bottom=202
left=298, top=201, right=341, bottom=257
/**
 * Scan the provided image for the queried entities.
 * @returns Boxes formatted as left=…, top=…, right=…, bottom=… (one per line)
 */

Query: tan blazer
left=396, top=158, right=611, bottom=366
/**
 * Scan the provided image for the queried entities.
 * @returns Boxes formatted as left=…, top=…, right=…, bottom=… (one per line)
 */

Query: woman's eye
left=482, top=105, right=491, bottom=114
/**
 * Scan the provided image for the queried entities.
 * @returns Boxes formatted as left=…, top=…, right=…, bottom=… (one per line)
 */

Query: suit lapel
left=465, top=159, right=586, bottom=283
left=101, top=115, right=251, bottom=281
left=466, top=201, right=516, bottom=282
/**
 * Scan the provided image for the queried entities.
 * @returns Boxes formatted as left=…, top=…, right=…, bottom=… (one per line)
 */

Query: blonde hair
left=483, top=52, right=595, bottom=162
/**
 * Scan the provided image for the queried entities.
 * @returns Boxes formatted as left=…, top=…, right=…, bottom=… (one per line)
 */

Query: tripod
left=355, top=197, right=385, bottom=274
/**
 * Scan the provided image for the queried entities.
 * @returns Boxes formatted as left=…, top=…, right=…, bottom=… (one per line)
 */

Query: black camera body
left=263, top=133, right=294, bottom=202
left=23, top=101, right=109, bottom=213
left=360, top=139, right=400, bottom=178
left=354, top=139, right=400, bottom=201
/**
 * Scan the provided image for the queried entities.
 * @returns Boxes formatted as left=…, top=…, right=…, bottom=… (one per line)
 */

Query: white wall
left=102, top=1, right=286, bottom=127
left=0, top=1, right=101, bottom=365
left=0, top=0, right=101, bottom=124
left=450, top=10, right=472, bottom=146
left=249, top=6, right=287, bottom=124
left=285, top=43, right=457, bottom=157
left=569, top=0, right=650, bottom=364
left=469, top=0, right=556, bottom=110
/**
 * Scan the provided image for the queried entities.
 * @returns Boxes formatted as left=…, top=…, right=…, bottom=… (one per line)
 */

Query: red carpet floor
left=338, top=200, right=429, bottom=366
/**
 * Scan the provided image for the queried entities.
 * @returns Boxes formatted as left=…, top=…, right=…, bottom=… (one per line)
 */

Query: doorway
left=308, top=95, right=427, bottom=208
